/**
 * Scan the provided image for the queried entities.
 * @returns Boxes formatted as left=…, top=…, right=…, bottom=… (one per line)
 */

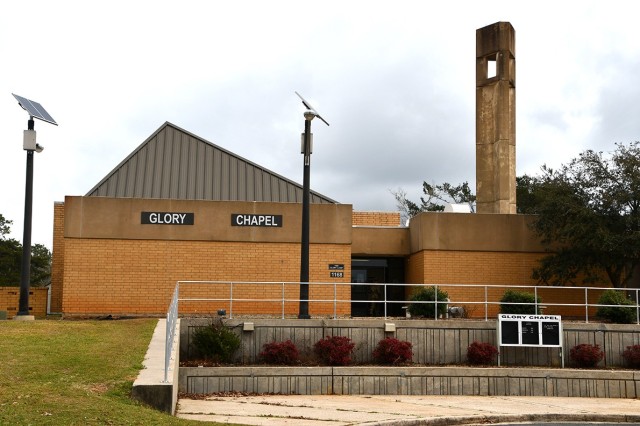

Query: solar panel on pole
left=12, top=93, right=57, bottom=319
left=295, top=91, right=329, bottom=126
left=12, top=94, right=57, bottom=125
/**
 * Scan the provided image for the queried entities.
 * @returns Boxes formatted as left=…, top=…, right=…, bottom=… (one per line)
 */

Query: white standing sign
left=498, top=314, right=562, bottom=347
left=497, top=314, right=564, bottom=367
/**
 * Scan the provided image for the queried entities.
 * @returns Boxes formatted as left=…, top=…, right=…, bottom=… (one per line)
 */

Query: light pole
left=295, top=92, right=328, bottom=319
left=12, top=94, right=57, bottom=320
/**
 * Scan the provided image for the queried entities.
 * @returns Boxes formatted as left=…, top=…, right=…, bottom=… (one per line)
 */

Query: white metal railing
left=172, top=280, right=640, bottom=322
left=163, top=283, right=180, bottom=383
left=164, top=280, right=640, bottom=381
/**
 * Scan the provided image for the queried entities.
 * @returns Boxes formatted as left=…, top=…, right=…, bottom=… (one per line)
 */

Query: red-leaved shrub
left=466, top=341, right=498, bottom=365
left=569, top=343, right=604, bottom=368
left=313, top=336, right=355, bottom=366
left=259, top=340, right=300, bottom=365
left=372, top=337, right=413, bottom=365
left=622, top=345, right=640, bottom=369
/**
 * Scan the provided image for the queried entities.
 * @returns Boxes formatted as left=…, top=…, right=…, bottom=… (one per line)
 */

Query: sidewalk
left=176, top=395, right=640, bottom=425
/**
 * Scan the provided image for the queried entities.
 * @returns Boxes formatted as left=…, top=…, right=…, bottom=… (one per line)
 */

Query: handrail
left=163, top=283, right=179, bottom=383
left=165, top=281, right=639, bottom=380
left=173, top=280, right=640, bottom=324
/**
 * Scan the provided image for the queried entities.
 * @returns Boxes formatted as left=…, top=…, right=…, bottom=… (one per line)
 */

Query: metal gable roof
left=85, top=122, right=338, bottom=204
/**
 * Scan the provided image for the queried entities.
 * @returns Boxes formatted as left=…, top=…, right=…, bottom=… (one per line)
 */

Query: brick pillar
left=49, top=201, right=65, bottom=313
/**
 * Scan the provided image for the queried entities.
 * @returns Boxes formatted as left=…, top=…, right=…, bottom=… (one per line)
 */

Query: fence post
left=636, top=289, right=640, bottom=324
left=435, top=284, right=438, bottom=321
left=385, top=283, right=390, bottom=319
left=282, top=282, right=285, bottom=319
left=229, top=282, right=233, bottom=319
left=485, top=286, right=488, bottom=321
left=585, top=287, right=589, bottom=323
left=534, top=286, right=538, bottom=314
left=333, top=282, right=337, bottom=319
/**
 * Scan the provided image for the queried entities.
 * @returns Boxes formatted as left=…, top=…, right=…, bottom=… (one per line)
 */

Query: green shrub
left=569, top=343, right=604, bottom=368
left=192, top=320, right=241, bottom=363
left=408, top=286, right=449, bottom=318
left=596, top=289, right=637, bottom=324
left=499, top=290, right=541, bottom=315
left=372, top=337, right=413, bottom=365
left=466, top=341, right=499, bottom=365
left=259, top=340, right=300, bottom=365
left=313, top=336, right=355, bottom=366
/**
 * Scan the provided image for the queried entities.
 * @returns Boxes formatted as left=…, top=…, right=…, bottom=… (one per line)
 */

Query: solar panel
left=12, top=94, right=57, bottom=125
left=295, top=91, right=329, bottom=126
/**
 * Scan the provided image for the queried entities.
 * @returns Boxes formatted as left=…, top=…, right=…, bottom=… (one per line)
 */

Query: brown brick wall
left=404, top=250, right=608, bottom=318
left=352, top=211, right=401, bottom=227
left=61, top=238, right=351, bottom=317
left=415, top=250, right=544, bottom=285
left=0, top=287, right=48, bottom=318
left=49, top=202, right=65, bottom=313
left=405, top=250, right=542, bottom=318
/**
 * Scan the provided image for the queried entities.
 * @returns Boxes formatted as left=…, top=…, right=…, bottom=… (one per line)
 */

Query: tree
left=0, top=214, right=11, bottom=237
left=0, top=214, right=21, bottom=286
left=30, top=244, right=52, bottom=287
left=0, top=214, right=51, bottom=287
left=515, top=175, right=538, bottom=214
left=391, top=188, right=422, bottom=222
left=528, top=142, right=640, bottom=288
left=392, top=180, right=476, bottom=221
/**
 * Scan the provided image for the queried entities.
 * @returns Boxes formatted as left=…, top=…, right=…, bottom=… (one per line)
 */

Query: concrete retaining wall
left=132, top=319, right=180, bottom=414
left=180, top=366, right=640, bottom=398
left=181, top=318, right=640, bottom=368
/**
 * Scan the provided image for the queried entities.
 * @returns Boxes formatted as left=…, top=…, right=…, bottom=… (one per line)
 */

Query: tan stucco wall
left=64, top=196, right=352, bottom=244
left=409, top=212, right=543, bottom=253
left=352, top=212, right=539, bottom=258
left=352, top=227, right=410, bottom=256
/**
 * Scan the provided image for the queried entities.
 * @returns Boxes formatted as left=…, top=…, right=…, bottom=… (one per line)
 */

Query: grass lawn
left=0, top=318, right=238, bottom=425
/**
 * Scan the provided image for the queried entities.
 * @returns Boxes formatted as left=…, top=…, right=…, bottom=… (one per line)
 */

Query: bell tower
left=476, top=22, right=516, bottom=214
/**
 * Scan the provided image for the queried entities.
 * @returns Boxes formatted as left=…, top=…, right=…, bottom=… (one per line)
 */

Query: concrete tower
left=476, top=22, right=516, bottom=214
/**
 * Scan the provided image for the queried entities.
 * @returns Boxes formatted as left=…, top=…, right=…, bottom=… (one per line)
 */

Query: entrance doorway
left=351, top=257, right=405, bottom=317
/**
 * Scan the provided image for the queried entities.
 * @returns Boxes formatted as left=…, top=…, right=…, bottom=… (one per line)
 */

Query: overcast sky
left=2, top=1, right=640, bottom=249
